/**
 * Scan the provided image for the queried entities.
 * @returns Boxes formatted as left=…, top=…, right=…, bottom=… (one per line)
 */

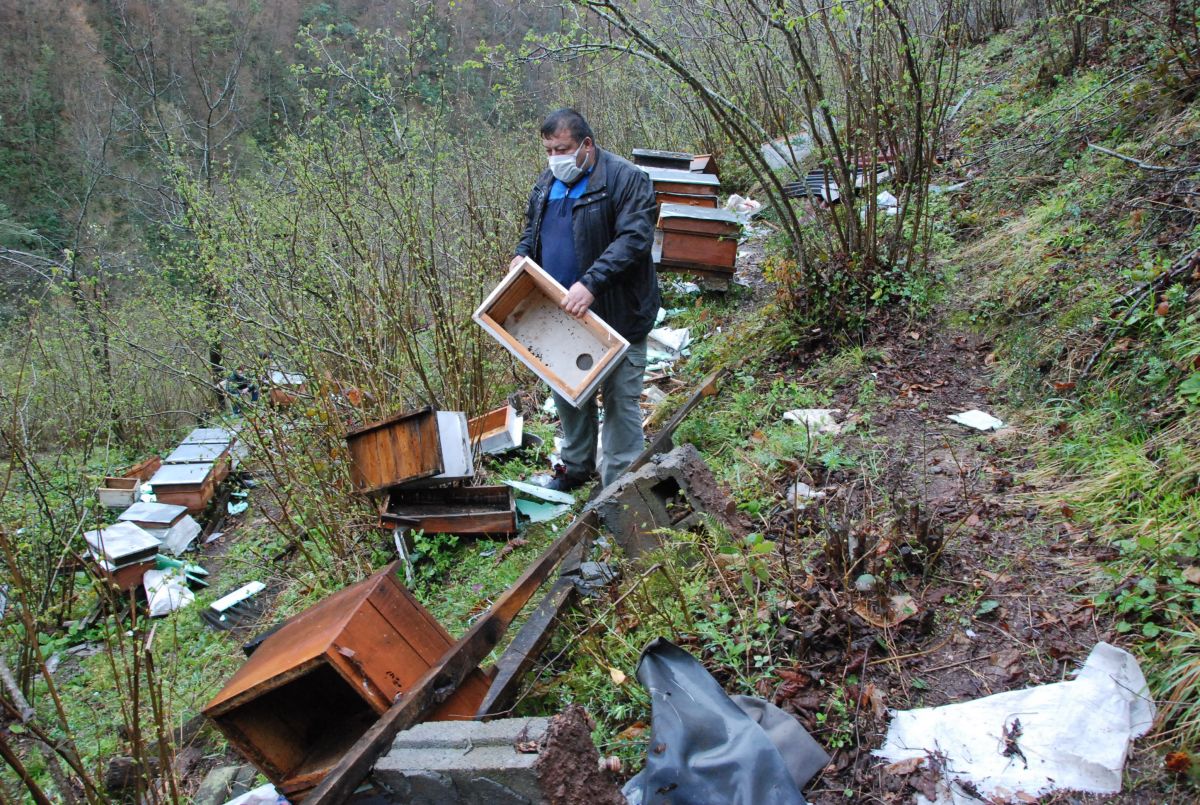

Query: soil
left=731, top=306, right=1178, bottom=802
left=535, top=704, right=626, bottom=805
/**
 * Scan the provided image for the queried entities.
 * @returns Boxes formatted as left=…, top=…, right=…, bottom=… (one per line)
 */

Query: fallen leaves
left=853, top=593, right=921, bottom=628
left=608, top=666, right=627, bottom=685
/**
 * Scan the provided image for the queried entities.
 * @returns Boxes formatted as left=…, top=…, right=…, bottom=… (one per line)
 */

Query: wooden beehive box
left=97, top=476, right=140, bottom=509
left=690, top=153, right=721, bottom=181
left=632, top=148, right=694, bottom=171
left=655, top=203, right=742, bottom=272
left=165, top=442, right=232, bottom=484
left=148, top=461, right=218, bottom=515
left=467, top=405, right=523, bottom=455
left=202, top=562, right=491, bottom=798
left=344, top=408, right=473, bottom=495
left=121, top=455, right=163, bottom=482
left=379, top=485, right=517, bottom=538
left=473, top=257, right=629, bottom=408
left=640, top=166, right=720, bottom=211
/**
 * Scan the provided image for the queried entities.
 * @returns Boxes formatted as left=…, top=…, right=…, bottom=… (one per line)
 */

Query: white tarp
left=875, top=642, right=1154, bottom=803
left=143, top=569, right=195, bottom=617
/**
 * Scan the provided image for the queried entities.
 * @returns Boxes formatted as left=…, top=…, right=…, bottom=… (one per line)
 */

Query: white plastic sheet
left=782, top=408, right=843, bottom=435
left=948, top=409, right=1005, bottom=431
left=875, top=642, right=1154, bottom=803
left=143, top=569, right=195, bottom=617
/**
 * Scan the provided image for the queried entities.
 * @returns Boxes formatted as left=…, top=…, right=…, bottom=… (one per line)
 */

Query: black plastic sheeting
left=622, top=638, right=829, bottom=805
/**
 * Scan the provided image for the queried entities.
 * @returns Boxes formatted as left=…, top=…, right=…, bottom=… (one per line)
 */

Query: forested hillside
left=1, top=0, right=1199, bottom=802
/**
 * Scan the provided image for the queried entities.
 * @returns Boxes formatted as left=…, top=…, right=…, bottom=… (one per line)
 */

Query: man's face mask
left=548, top=142, right=587, bottom=184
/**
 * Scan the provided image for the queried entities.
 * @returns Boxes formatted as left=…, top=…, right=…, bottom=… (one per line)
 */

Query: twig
left=1087, top=142, right=1200, bottom=174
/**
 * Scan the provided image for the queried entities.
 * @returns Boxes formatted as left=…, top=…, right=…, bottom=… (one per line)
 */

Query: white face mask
left=548, top=143, right=586, bottom=184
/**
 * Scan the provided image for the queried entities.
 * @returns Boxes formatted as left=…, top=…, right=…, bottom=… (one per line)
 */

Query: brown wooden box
left=655, top=203, right=742, bottom=272
left=97, top=476, right=140, bottom=509
left=148, top=460, right=222, bottom=515
left=690, top=153, right=721, bottom=181
left=467, top=405, right=522, bottom=455
left=641, top=166, right=720, bottom=199
left=202, top=562, right=491, bottom=797
left=632, top=148, right=694, bottom=171
left=344, top=408, right=473, bottom=495
left=473, top=257, right=629, bottom=408
left=654, top=191, right=719, bottom=210
left=379, top=485, right=517, bottom=538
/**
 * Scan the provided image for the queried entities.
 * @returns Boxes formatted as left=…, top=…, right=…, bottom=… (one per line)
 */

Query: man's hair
left=540, top=108, right=594, bottom=144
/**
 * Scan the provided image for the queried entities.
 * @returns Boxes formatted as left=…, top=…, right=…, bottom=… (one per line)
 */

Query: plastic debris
left=203, top=581, right=266, bottom=630
left=222, top=782, right=284, bottom=805
left=515, top=499, right=572, bottom=523
left=669, top=280, right=702, bottom=295
left=761, top=132, right=813, bottom=170
left=623, top=638, right=826, bottom=805
left=783, top=408, right=843, bottom=435
left=948, top=409, right=1005, bottom=431
left=877, top=190, right=899, bottom=215
left=160, top=515, right=201, bottom=557
left=725, top=193, right=764, bottom=221
left=504, top=479, right=574, bottom=505
left=542, top=396, right=558, bottom=416
left=144, top=569, right=195, bottom=617
left=227, top=500, right=249, bottom=516
left=155, top=555, right=209, bottom=587
left=785, top=481, right=826, bottom=509
left=875, top=642, right=1154, bottom=803
left=647, top=326, right=691, bottom=370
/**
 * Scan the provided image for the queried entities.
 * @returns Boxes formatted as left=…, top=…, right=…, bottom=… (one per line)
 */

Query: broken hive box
left=468, top=404, right=523, bottom=455
left=202, top=562, right=491, bottom=799
left=344, top=407, right=473, bottom=495
left=654, top=203, right=742, bottom=275
left=690, top=153, right=720, bottom=181
left=378, top=485, right=517, bottom=538
left=585, top=443, right=745, bottom=559
left=473, top=257, right=629, bottom=408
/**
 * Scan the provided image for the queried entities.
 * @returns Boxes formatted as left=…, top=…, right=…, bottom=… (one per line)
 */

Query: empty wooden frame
left=473, top=258, right=629, bottom=408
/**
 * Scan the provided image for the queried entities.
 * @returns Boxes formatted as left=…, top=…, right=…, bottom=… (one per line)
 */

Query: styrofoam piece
left=159, top=515, right=201, bottom=556
left=211, top=581, right=267, bottom=613
left=504, top=479, right=574, bottom=505
left=783, top=408, right=843, bottom=435
left=948, top=409, right=1004, bottom=431
left=84, top=521, right=160, bottom=565
left=515, top=499, right=572, bottom=523
left=876, top=642, right=1154, bottom=802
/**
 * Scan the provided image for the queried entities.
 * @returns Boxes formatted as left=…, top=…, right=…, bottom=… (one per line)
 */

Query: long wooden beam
left=304, top=510, right=599, bottom=805
left=630, top=366, right=728, bottom=473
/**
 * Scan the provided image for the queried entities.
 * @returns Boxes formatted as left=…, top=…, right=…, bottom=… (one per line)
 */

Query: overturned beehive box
left=344, top=408, right=473, bottom=495
left=379, top=485, right=517, bottom=538
left=202, top=562, right=491, bottom=800
left=654, top=203, right=742, bottom=276
left=473, top=257, right=629, bottom=408
left=467, top=404, right=523, bottom=455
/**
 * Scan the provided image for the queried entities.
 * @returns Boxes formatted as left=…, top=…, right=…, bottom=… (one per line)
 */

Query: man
left=511, top=109, right=660, bottom=491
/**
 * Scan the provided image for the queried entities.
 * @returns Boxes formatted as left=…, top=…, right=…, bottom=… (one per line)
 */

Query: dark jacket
left=516, top=148, right=660, bottom=342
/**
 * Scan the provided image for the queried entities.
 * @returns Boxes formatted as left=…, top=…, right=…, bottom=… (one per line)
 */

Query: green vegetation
left=0, top=0, right=1199, bottom=801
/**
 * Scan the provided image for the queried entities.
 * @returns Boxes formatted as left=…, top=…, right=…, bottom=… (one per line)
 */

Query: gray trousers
left=553, top=339, right=647, bottom=487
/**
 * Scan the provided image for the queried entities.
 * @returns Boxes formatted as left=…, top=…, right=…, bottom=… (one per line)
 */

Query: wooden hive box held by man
left=473, top=257, right=629, bottom=408
left=202, top=562, right=491, bottom=799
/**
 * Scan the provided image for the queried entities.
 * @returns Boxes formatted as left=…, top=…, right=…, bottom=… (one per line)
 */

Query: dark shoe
left=545, top=468, right=591, bottom=493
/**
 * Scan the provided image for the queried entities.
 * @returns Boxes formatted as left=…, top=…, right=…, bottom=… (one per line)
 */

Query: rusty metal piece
left=378, top=485, right=517, bottom=537
left=202, top=562, right=492, bottom=797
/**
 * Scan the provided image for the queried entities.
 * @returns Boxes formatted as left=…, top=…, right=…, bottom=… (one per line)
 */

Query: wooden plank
left=303, top=511, right=599, bottom=805
left=629, top=368, right=728, bottom=474
left=474, top=576, right=577, bottom=718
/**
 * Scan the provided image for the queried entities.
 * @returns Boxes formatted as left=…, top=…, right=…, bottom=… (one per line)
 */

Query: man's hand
left=508, top=255, right=524, bottom=271
left=561, top=282, right=595, bottom=318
